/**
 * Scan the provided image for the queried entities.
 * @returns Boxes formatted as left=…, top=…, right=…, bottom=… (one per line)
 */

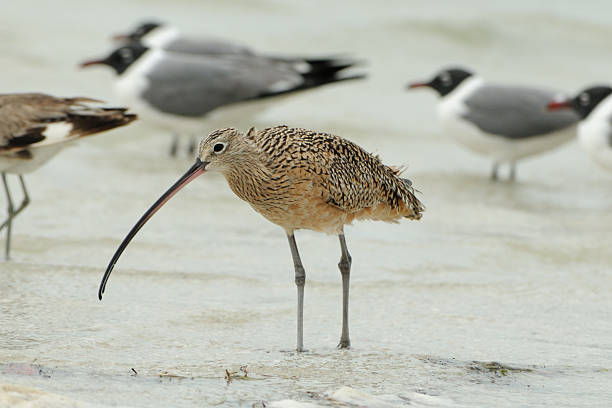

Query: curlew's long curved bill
left=98, top=159, right=208, bottom=300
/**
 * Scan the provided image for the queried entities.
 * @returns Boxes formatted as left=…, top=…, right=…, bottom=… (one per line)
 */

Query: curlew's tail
left=399, top=177, right=424, bottom=220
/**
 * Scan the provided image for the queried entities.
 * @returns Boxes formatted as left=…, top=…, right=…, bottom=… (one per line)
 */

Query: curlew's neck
left=223, top=151, right=274, bottom=205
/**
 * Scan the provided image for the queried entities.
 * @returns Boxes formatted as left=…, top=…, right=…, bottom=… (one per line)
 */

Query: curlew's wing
left=319, top=139, right=422, bottom=218
left=0, top=93, right=136, bottom=154
left=256, top=126, right=423, bottom=219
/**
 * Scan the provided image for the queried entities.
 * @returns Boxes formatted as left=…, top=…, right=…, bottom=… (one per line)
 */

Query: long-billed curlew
left=98, top=125, right=424, bottom=351
left=0, top=93, right=136, bottom=259
left=408, top=67, right=578, bottom=181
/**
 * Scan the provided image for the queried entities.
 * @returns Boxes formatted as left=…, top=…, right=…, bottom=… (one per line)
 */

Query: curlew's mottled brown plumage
left=99, top=125, right=424, bottom=351
left=205, top=125, right=423, bottom=233
left=1, top=93, right=137, bottom=259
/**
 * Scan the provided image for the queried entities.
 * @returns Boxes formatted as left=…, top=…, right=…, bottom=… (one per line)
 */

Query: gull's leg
left=286, top=232, right=306, bottom=352
left=490, top=162, right=499, bottom=181
left=188, top=135, right=197, bottom=156
left=169, top=134, right=179, bottom=157
left=1, top=173, right=15, bottom=260
left=509, top=162, right=517, bottom=182
left=337, top=231, right=352, bottom=349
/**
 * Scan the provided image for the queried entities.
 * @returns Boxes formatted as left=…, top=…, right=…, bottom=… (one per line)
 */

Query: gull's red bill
left=547, top=100, right=572, bottom=111
left=80, top=59, right=107, bottom=68
left=112, top=34, right=130, bottom=42
left=98, top=159, right=208, bottom=300
left=406, top=81, right=431, bottom=89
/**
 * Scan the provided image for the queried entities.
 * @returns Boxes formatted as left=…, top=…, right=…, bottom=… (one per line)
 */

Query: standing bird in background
left=113, top=21, right=341, bottom=73
left=98, top=125, right=424, bottom=351
left=81, top=43, right=365, bottom=157
left=0, top=93, right=136, bottom=259
left=548, top=86, right=612, bottom=172
left=113, top=21, right=255, bottom=57
left=408, top=67, right=578, bottom=181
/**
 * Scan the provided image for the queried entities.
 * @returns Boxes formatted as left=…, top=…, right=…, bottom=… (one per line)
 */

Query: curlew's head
left=97, top=127, right=258, bottom=300
left=196, top=127, right=258, bottom=174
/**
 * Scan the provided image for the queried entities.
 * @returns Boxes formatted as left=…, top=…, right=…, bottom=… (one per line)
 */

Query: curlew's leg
left=169, top=134, right=179, bottom=157
left=1, top=175, right=30, bottom=260
left=490, top=162, right=499, bottom=181
left=286, top=232, right=306, bottom=352
left=509, top=162, right=517, bottom=182
left=337, top=232, right=352, bottom=349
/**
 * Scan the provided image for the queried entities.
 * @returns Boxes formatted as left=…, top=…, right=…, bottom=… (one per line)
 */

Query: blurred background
left=1, top=1, right=611, bottom=407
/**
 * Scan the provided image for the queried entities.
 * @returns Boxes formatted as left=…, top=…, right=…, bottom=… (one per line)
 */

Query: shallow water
left=1, top=1, right=612, bottom=407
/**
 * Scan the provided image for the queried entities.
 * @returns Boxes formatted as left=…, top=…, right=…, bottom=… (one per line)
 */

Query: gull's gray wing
left=463, top=84, right=579, bottom=139
left=141, top=53, right=304, bottom=117
left=140, top=52, right=365, bottom=117
left=163, top=36, right=254, bottom=56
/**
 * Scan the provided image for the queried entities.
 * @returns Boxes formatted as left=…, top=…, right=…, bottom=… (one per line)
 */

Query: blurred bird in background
left=112, top=21, right=256, bottom=57
left=0, top=93, right=136, bottom=259
left=548, top=86, right=612, bottom=172
left=83, top=22, right=366, bottom=157
left=408, top=67, right=579, bottom=181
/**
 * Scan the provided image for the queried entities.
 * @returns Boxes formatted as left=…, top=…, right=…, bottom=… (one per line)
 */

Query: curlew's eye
left=579, top=93, right=590, bottom=106
left=213, top=142, right=226, bottom=153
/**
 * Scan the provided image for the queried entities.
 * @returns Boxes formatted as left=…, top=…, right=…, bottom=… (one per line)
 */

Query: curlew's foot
left=280, top=348, right=309, bottom=354
left=337, top=339, right=351, bottom=349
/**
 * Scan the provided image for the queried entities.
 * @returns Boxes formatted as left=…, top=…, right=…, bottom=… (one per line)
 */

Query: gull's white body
left=577, top=94, right=612, bottom=171
left=437, top=76, right=576, bottom=162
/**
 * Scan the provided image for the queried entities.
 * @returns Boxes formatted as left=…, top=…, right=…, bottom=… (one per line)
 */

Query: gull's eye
left=213, top=142, right=226, bottom=153
left=579, top=93, right=590, bottom=106
left=119, top=48, right=133, bottom=61
left=440, top=72, right=452, bottom=87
